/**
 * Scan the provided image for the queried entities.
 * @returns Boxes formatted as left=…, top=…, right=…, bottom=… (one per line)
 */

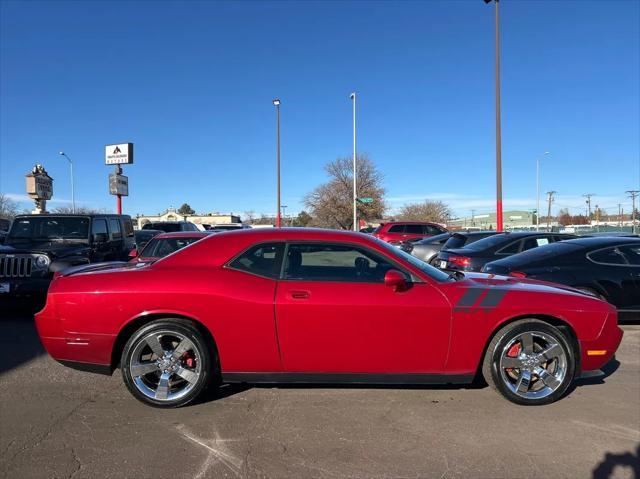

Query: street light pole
left=350, top=92, right=357, bottom=231
left=273, top=99, right=281, bottom=228
left=536, top=151, right=550, bottom=231
left=485, top=0, right=503, bottom=232
left=58, top=151, right=76, bottom=213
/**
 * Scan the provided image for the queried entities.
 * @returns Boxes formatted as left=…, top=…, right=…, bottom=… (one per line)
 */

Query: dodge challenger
left=35, top=228, right=623, bottom=407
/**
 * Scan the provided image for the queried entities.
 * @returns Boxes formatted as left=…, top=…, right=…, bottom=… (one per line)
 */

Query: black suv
left=0, top=214, right=135, bottom=308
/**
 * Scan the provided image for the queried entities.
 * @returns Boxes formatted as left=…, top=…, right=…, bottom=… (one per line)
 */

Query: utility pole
left=484, top=0, right=503, bottom=232
left=471, top=209, right=476, bottom=227
left=546, top=191, right=556, bottom=231
left=350, top=92, right=357, bottom=231
left=618, top=203, right=622, bottom=227
left=627, top=190, right=639, bottom=234
left=583, top=194, right=594, bottom=222
left=273, top=99, right=281, bottom=228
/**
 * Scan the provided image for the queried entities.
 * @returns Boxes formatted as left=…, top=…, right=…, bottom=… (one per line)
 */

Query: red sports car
left=35, top=228, right=622, bottom=408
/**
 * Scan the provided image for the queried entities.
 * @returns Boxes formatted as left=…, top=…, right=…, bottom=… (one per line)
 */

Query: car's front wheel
left=482, top=319, right=576, bottom=405
left=121, top=319, right=215, bottom=408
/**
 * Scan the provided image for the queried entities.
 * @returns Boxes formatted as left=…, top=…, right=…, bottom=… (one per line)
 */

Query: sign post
left=105, top=143, right=133, bottom=214
left=25, top=164, right=53, bottom=214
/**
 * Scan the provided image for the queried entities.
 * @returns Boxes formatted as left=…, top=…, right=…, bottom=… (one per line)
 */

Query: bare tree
left=53, top=206, right=109, bottom=214
left=396, top=200, right=451, bottom=224
left=304, top=155, right=386, bottom=229
left=0, top=193, right=20, bottom=219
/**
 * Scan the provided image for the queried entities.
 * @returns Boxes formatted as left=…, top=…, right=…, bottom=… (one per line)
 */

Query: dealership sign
left=109, top=174, right=129, bottom=196
left=105, top=143, right=134, bottom=165
left=25, top=165, right=53, bottom=200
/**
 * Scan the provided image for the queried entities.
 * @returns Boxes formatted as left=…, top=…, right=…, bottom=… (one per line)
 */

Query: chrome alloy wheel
left=128, top=330, right=202, bottom=402
left=499, top=331, right=567, bottom=400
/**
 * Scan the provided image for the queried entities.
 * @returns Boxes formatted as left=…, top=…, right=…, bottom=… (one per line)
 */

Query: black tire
left=482, top=319, right=576, bottom=406
left=121, top=319, right=216, bottom=408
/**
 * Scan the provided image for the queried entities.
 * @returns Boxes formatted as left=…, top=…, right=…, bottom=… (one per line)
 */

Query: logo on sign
left=113, top=146, right=121, bottom=154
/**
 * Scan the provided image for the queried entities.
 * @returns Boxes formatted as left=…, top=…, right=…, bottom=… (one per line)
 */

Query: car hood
left=0, top=242, right=90, bottom=258
left=456, top=272, right=597, bottom=299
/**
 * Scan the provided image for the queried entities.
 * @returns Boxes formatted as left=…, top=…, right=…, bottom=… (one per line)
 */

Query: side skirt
left=58, top=359, right=112, bottom=375
left=222, top=372, right=473, bottom=385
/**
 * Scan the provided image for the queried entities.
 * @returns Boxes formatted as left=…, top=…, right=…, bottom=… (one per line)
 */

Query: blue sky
left=1, top=0, right=638, bottom=219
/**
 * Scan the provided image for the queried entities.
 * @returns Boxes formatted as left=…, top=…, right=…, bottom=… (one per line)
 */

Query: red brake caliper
left=181, top=352, right=195, bottom=368
left=506, top=343, right=521, bottom=373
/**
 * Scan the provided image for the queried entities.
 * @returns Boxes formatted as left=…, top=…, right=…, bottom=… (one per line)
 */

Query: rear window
left=464, top=234, right=513, bottom=252
left=588, top=247, right=628, bottom=265
left=141, top=237, right=201, bottom=259
left=443, top=234, right=468, bottom=250
left=150, top=223, right=181, bottom=232
left=492, top=241, right=583, bottom=265
left=416, top=233, right=451, bottom=245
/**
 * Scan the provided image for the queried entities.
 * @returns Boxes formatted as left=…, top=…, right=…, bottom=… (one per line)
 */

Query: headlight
left=35, top=255, right=50, bottom=268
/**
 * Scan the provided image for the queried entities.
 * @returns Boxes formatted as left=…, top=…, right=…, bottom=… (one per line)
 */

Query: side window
left=123, top=219, right=134, bottom=237
left=109, top=219, right=122, bottom=239
left=619, top=245, right=640, bottom=266
left=404, top=224, right=424, bottom=234
left=425, top=225, right=443, bottom=235
left=497, top=240, right=521, bottom=255
left=92, top=219, right=108, bottom=236
left=283, top=243, right=396, bottom=283
left=388, top=225, right=405, bottom=233
left=228, top=243, right=284, bottom=279
left=522, top=236, right=550, bottom=251
left=588, top=247, right=628, bottom=265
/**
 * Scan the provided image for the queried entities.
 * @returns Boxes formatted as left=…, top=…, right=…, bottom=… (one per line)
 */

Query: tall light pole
left=536, top=151, right=550, bottom=231
left=484, top=0, right=503, bottom=232
left=350, top=92, right=357, bottom=231
left=58, top=151, right=76, bottom=213
left=627, top=190, right=639, bottom=234
left=273, top=99, right=281, bottom=228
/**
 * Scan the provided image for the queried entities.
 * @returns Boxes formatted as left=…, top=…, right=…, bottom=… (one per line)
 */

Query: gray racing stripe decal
left=454, top=288, right=486, bottom=309
left=477, top=288, right=509, bottom=309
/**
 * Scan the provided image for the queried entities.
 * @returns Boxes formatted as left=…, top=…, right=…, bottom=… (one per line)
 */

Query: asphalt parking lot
left=0, top=315, right=638, bottom=479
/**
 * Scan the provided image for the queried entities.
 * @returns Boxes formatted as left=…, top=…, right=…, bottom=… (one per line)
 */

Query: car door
left=274, top=242, right=451, bottom=374
left=108, top=218, right=124, bottom=260
left=90, top=218, right=110, bottom=262
left=619, top=244, right=640, bottom=310
left=586, top=246, right=637, bottom=309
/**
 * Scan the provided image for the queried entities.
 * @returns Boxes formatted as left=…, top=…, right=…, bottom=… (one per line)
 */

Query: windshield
left=373, top=237, right=453, bottom=282
left=140, top=236, right=201, bottom=259
left=8, top=216, right=90, bottom=241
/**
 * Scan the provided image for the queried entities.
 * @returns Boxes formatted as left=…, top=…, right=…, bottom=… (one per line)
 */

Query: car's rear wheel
left=482, top=319, right=576, bottom=405
left=121, top=319, right=215, bottom=408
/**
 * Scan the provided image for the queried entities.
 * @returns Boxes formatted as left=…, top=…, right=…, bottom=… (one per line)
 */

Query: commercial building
left=448, top=210, right=536, bottom=230
left=136, top=208, right=240, bottom=229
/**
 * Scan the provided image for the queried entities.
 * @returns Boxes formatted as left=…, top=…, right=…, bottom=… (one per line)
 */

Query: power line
left=627, top=190, right=639, bottom=234
left=546, top=191, right=556, bottom=231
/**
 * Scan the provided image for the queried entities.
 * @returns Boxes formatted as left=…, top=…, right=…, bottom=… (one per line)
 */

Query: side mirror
left=93, top=232, right=108, bottom=243
left=128, top=248, right=138, bottom=259
left=384, top=269, right=408, bottom=292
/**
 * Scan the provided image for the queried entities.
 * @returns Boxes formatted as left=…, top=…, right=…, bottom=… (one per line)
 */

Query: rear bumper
left=579, top=312, right=623, bottom=371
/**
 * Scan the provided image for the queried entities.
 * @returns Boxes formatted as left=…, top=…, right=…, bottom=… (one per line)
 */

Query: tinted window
left=417, top=233, right=451, bottom=245
left=9, top=216, right=90, bottom=240
left=185, top=223, right=199, bottom=231
left=92, top=219, right=108, bottom=236
left=588, top=247, right=628, bottom=265
left=141, top=237, right=201, bottom=259
left=284, top=243, right=396, bottom=283
left=373, top=238, right=453, bottom=282
left=425, top=225, right=444, bottom=235
left=229, top=243, right=284, bottom=279
left=443, top=234, right=468, bottom=250
left=109, top=219, right=122, bottom=239
left=497, top=240, right=521, bottom=255
left=404, top=224, right=423, bottom=234
left=149, top=223, right=181, bottom=232
left=522, top=236, right=550, bottom=251
left=123, top=219, right=134, bottom=237
left=619, top=245, right=640, bottom=266
left=464, top=234, right=512, bottom=251
left=388, top=225, right=405, bottom=233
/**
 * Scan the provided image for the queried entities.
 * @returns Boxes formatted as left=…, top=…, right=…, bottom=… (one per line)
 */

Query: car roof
left=558, top=236, right=640, bottom=247
left=15, top=213, right=130, bottom=218
left=383, top=221, right=441, bottom=226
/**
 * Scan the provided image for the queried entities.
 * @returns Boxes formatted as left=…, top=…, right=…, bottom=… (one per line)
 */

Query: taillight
left=509, top=271, right=527, bottom=278
left=448, top=255, right=471, bottom=268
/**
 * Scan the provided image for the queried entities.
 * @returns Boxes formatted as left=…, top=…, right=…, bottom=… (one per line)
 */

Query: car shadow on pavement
left=592, top=444, right=640, bottom=479
left=574, top=358, right=621, bottom=388
left=0, top=313, right=45, bottom=375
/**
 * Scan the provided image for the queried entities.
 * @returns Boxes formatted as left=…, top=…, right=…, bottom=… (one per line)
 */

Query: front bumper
left=579, top=312, right=624, bottom=371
